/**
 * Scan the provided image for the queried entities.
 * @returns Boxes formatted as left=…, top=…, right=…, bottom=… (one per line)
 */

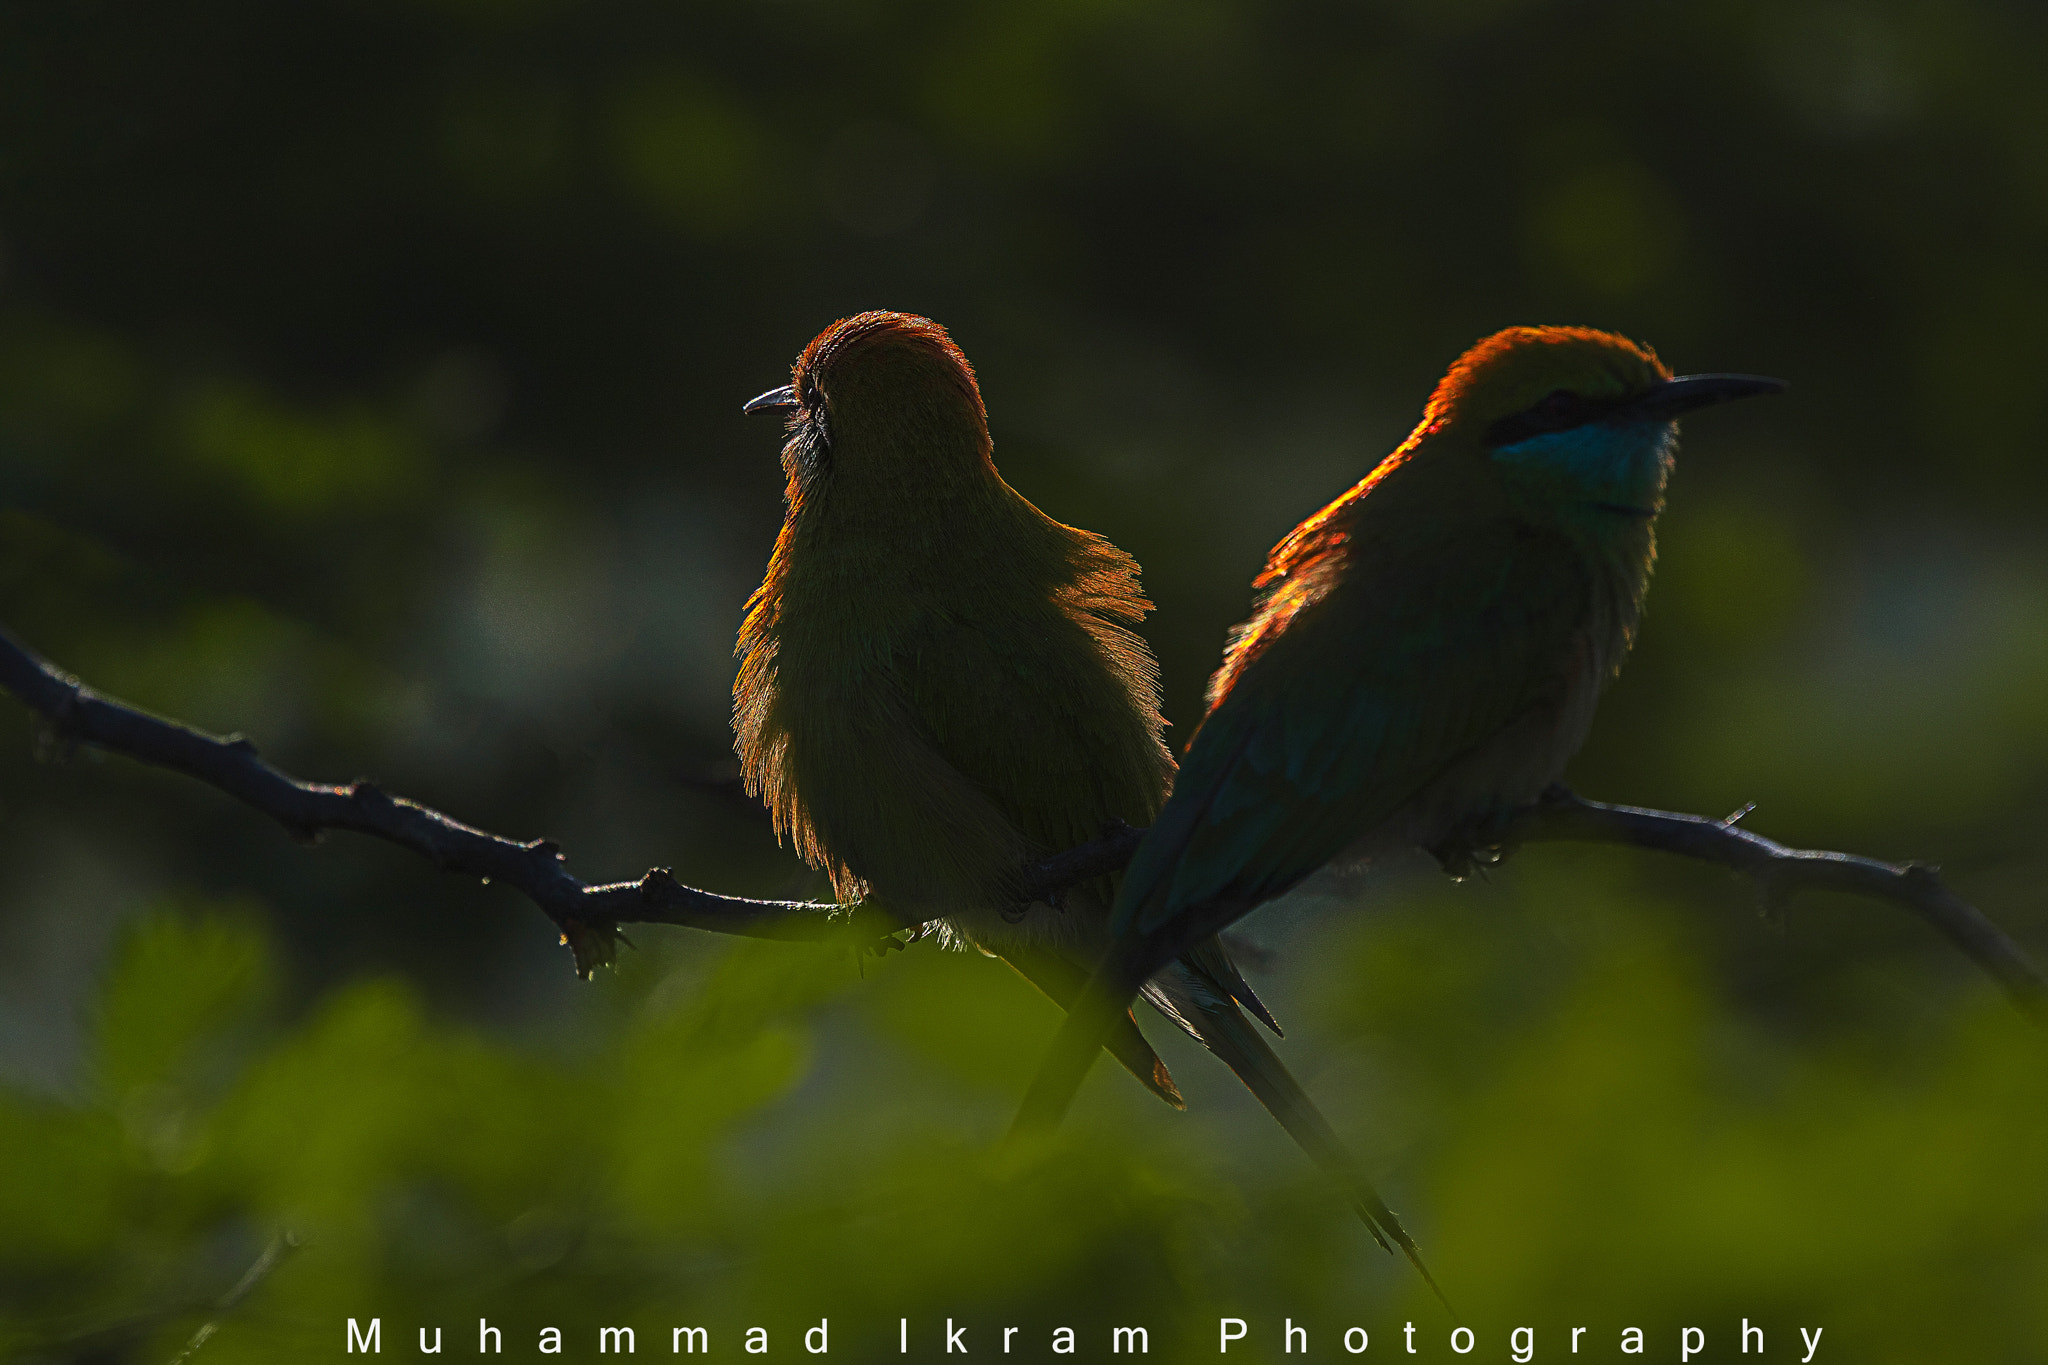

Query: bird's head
left=744, top=311, right=993, bottom=496
left=1423, top=326, right=1783, bottom=521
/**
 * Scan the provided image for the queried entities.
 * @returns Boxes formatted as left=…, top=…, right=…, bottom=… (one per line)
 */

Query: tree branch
left=0, top=625, right=904, bottom=976
left=2, top=623, right=2041, bottom=1020
left=1502, top=787, right=2048, bottom=1023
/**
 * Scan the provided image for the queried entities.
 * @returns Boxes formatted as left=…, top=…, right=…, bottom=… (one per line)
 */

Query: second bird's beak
left=1630, top=373, right=1787, bottom=422
left=743, top=384, right=800, bottom=415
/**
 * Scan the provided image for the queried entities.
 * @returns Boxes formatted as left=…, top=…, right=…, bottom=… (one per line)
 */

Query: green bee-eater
left=736, top=311, right=1432, bottom=1275
left=1014, top=325, right=1784, bottom=1203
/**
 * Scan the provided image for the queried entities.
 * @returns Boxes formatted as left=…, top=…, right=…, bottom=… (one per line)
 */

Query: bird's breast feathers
left=737, top=574, right=1168, bottom=943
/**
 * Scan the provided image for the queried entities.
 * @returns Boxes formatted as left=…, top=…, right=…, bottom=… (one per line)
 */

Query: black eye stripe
left=793, top=382, right=832, bottom=456
left=1484, top=387, right=1632, bottom=448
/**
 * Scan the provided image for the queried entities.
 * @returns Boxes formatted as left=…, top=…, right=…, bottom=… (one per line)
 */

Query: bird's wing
left=1120, top=517, right=1598, bottom=938
left=892, top=593, right=1174, bottom=867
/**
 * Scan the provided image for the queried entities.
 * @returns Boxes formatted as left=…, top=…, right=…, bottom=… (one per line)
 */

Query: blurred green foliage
left=2, top=0, right=2046, bottom=1357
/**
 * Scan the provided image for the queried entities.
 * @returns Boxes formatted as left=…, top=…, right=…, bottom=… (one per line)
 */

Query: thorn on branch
left=1903, top=861, right=1943, bottom=887
left=349, top=780, right=393, bottom=809
left=638, top=867, right=683, bottom=902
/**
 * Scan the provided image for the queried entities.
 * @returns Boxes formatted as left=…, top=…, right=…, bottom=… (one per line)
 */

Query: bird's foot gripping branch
left=0, top=621, right=2041, bottom=1014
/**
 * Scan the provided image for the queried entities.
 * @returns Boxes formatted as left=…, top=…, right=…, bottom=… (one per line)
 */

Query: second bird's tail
left=1143, top=959, right=1453, bottom=1315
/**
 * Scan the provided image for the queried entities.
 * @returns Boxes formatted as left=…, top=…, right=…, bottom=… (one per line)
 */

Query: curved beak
left=1629, top=373, right=1787, bottom=422
left=743, top=384, right=799, bottom=415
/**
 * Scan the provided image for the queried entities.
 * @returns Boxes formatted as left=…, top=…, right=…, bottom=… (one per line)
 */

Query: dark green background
left=3, top=0, right=2045, bottom=1358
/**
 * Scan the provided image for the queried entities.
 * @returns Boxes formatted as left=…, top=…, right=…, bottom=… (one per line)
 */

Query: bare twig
left=2, top=623, right=2042, bottom=1019
left=33, top=1229, right=303, bottom=1364
left=164, top=1230, right=301, bottom=1365
left=1503, top=786, right=2048, bottom=1023
left=0, top=625, right=902, bottom=976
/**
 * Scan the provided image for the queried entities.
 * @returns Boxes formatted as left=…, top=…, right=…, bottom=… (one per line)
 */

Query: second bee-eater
left=1014, top=326, right=1785, bottom=1156
left=737, top=311, right=1435, bottom=1285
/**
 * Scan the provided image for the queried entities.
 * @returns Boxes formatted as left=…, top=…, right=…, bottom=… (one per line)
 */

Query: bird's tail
left=1010, top=907, right=1241, bottom=1132
left=1011, top=949, right=1152, bottom=1135
left=1145, top=963, right=1452, bottom=1315
left=1001, top=943, right=1184, bottom=1109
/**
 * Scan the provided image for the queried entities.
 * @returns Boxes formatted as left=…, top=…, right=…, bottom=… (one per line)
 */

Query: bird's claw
left=559, top=918, right=626, bottom=979
left=1428, top=840, right=1502, bottom=881
left=1427, top=805, right=1521, bottom=881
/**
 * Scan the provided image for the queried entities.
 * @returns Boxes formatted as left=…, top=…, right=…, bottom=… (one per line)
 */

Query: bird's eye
left=803, top=391, right=833, bottom=463
left=1483, top=387, right=1607, bottom=449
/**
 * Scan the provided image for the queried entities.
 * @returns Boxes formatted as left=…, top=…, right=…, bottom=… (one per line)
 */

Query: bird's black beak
left=1629, top=373, right=1787, bottom=422
left=743, top=384, right=799, bottom=415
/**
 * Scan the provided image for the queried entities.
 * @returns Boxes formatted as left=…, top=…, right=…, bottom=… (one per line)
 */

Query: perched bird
left=736, top=311, right=1432, bottom=1280
left=1014, top=326, right=1785, bottom=1149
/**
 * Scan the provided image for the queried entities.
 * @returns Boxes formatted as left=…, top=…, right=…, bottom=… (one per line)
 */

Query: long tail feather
left=1148, top=965, right=1453, bottom=1316
left=1012, top=954, right=1149, bottom=1135
left=1181, top=936, right=1283, bottom=1036
left=1011, top=946, right=1452, bottom=1316
left=1002, top=944, right=1185, bottom=1109
left=1012, top=905, right=1244, bottom=1133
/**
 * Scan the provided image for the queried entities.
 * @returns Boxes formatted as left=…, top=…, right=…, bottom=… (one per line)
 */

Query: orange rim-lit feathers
left=1204, top=325, right=1669, bottom=717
